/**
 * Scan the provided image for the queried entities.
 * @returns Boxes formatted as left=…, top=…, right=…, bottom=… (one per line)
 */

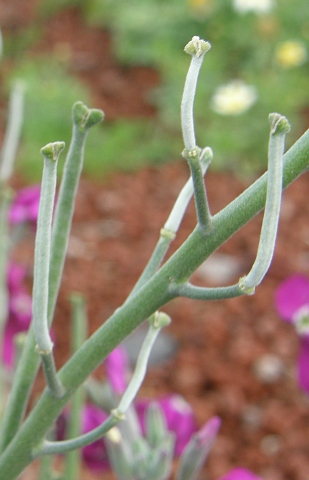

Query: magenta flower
left=81, top=404, right=110, bottom=471
left=217, top=468, right=264, bottom=480
left=275, top=275, right=309, bottom=320
left=2, top=262, right=32, bottom=367
left=275, top=274, right=309, bottom=393
left=105, top=345, right=129, bottom=395
left=136, top=394, right=198, bottom=456
left=9, top=185, right=41, bottom=226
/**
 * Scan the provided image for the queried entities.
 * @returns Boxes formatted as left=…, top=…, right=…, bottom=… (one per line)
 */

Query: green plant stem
left=0, top=128, right=308, bottom=480
left=169, top=282, right=244, bottom=300
left=33, top=143, right=63, bottom=353
left=0, top=102, right=103, bottom=453
left=128, top=233, right=174, bottom=299
left=40, top=353, right=64, bottom=399
left=63, top=294, right=87, bottom=480
left=33, top=143, right=65, bottom=399
left=116, top=313, right=170, bottom=414
left=181, top=37, right=211, bottom=151
left=0, top=327, right=38, bottom=453
left=240, top=113, right=290, bottom=291
left=37, top=415, right=120, bottom=457
left=183, top=149, right=212, bottom=230
left=38, top=454, right=55, bottom=480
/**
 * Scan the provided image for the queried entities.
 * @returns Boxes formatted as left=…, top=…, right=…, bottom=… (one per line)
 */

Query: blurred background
left=0, top=0, right=308, bottom=180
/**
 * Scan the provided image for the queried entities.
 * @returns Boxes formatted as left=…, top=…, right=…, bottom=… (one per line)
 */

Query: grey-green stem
left=181, top=37, right=211, bottom=151
left=33, top=142, right=65, bottom=354
left=239, top=113, right=290, bottom=292
left=33, top=142, right=65, bottom=398
left=63, top=294, right=87, bottom=480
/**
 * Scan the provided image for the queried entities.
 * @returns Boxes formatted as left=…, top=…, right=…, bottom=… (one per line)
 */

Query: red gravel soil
left=1, top=3, right=309, bottom=480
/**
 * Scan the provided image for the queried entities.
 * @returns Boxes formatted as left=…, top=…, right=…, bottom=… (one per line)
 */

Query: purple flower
left=275, top=275, right=309, bottom=321
left=81, top=404, right=110, bottom=471
left=105, top=345, right=129, bottom=395
left=2, top=262, right=32, bottom=367
left=136, top=394, right=198, bottom=456
left=9, top=185, right=41, bottom=225
left=217, top=468, right=264, bottom=480
left=275, top=274, right=309, bottom=393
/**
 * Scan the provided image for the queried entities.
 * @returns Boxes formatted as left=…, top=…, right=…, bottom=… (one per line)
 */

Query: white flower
left=210, top=80, right=258, bottom=116
left=233, top=0, right=274, bottom=14
left=275, top=40, right=307, bottom=68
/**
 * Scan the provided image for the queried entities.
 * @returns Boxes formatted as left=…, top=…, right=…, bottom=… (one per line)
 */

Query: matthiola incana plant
left=0, top=35, right=309, bottom=480
left=275, top=275, right=309, bottom=394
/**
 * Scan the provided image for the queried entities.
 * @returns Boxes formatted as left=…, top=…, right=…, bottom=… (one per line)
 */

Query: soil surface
left=1, top=3, right=309, bottom=480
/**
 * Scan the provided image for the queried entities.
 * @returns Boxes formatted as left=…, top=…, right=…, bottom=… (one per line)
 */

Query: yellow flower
left=187, top=0, right=213, bottom=16
left=211, top=80, right=258, bottom=116
left=275, top=41, right=307, bottom=68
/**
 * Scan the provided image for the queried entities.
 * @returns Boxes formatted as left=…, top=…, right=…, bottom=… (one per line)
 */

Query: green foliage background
left=4, top=0, right=309, bottom=178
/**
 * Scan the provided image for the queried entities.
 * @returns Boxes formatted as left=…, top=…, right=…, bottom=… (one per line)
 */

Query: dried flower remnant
left=275, top=275, right=309, bottom=394
left=210, top=80, right=257, bottom=116
left=275, top=41, right=307, bottom=68
left=233, top=0, right=274, bottom=14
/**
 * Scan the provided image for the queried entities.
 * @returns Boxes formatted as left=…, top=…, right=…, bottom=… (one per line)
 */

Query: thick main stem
left=0, top=129, right=308, bottom=480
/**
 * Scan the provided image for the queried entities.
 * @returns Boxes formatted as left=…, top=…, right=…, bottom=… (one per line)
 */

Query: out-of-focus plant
left=0, top=34, right=308, bottom=480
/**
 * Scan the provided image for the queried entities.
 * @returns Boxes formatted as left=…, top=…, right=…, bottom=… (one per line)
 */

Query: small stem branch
left=34, top=415, right=119, bottom=457
left=239, top=113, right=290, bottom=293
left=169, top=282, right=244, bottom=300
left=117, top=312, right=171, bottom=415
left=181, top=37, right=211, bottom=151
left=33, top=142, right=65, bottom=396
left=165, top=148, right=212, bottom=232
left=183, top=148, right=212, bottom=230
left=39, top=352, right=64, bottom=399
